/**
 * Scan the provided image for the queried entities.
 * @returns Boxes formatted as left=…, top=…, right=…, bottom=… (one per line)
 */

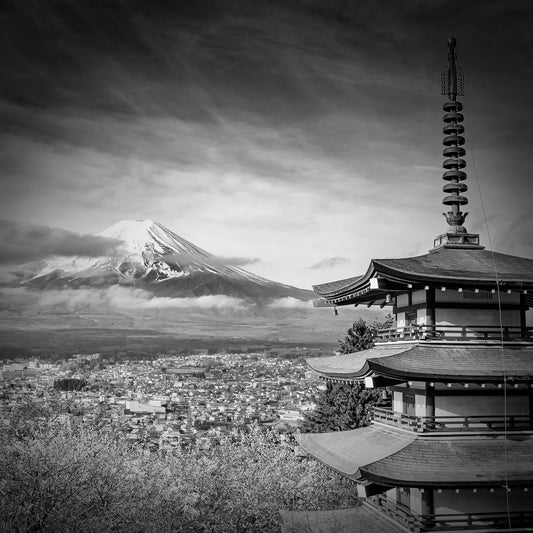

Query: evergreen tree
left=337, top=318, right=375, bottom=354
left=303, top=315, right=393, bottom=433
left=338, top=314, right=394, bottom=354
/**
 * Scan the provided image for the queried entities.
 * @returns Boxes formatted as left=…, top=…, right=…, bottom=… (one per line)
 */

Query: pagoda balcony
left=366, top=494, right=533, bottom=532
left=372, top=407, right=533, bottom=434
left=375, top=324, right=533, bottom=343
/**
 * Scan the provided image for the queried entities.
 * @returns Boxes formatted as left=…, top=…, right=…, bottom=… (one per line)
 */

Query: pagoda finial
left=433, top=37, right=483, bottom=250
left=442, top=36, right=463, bottom=101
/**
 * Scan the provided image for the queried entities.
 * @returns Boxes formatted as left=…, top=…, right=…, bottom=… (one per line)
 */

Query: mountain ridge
left=22, top=219, right=314, bottom=305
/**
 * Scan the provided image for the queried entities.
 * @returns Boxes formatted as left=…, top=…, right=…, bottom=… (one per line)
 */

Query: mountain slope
left=23, top=219, right=314, bottom=304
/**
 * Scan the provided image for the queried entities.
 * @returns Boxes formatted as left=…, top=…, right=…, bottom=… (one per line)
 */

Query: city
left=0, top=350, right=326, bottom=450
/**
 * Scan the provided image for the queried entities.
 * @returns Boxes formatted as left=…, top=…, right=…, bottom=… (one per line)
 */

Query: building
left=294, top=38, right=533, bottom=532
left=124, top=400, right=167, bottom=415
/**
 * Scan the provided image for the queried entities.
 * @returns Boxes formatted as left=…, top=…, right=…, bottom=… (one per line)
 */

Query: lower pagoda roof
left=279, top=505, right=406, bottom=533
left=296, top=426, right=416, bottom=478
left=296, top=426, right=533, bottom=487
left=306, top=342, right=533, bottom=382
left=312, top=248, right=533, bottom=306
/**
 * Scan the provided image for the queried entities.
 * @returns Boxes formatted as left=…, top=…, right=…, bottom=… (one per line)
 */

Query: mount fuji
left=22, top=219, right=314, bottom=305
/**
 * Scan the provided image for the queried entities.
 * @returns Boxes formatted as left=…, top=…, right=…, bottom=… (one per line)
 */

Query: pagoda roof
left=313, top=248, right=533, bottom=306
left=296, top=426, right=533, bottom=487
left=306, top=343, right=533, bottom=382
left=296, top=426, right=416, bottom=478
left=362, top=436, right=533, bottom=486
left=279, top=505, right=406, bottom=533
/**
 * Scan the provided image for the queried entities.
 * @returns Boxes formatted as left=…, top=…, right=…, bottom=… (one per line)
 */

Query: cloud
left=163, top=252, right=260, bottom=268
left=0, top=220, right=122, bottom=265
left=101, top=287, right=248, bottom=311
left=268, top=297, right=313, bottom=309
left=1, top=286, right=249, bottom=312
left=307, top=256, right=349, bottom=269
left=0, top=268, right=21, bottom=284
left=1, top=1, right=531, bottom=290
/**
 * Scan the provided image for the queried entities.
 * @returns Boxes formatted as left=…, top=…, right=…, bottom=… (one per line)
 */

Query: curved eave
left=296, top=426, right=417, bottom=479
left=312, top=249, right=533, bottom=305
left=313, top=262, right=376, bottom=301
left=374, top=261, right=533, bottom=289
left=305, top=344, right=415, bottom=381
left=298, top=427, right=533, bottom=488
left=375, top=249, right=533, bottom=286
left=361, top=436, right=533, bottom=487
left=307, top=344, right=533, bottom=383
left=280, top=507, right=406, bottom=533
left=368, top=344, right=533, bottom=383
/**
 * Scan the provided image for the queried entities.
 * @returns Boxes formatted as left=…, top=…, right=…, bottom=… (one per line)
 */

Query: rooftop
left=279, top=505, right=406, bottom=533
left=313, top=248, right=533, bottom=307
left=296, top=425, right=533, bottom=487
left=306, top=342, right=533, bottom=382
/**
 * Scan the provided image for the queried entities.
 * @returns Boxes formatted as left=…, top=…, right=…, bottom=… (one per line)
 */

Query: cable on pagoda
left=442, top=37, right=512, bottom=530
left=470, top=146, right=512, bottom=531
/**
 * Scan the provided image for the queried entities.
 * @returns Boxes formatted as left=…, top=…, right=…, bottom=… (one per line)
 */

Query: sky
left=1, top=0, right=532, bottom=289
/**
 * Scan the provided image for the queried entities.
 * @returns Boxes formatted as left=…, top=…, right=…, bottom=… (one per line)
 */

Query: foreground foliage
left=0, top=401, right=357, bottom=532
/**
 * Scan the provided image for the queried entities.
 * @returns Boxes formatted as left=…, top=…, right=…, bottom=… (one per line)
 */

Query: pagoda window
left=412, top=289, right=426, bottom=305
left=396, top=312, right=406, bottom=329
left=397, top=293, right=409, bottom=307
left=435, top=289, right=519, bottom=304
left=403, top=392, right=416, bottom=416
left=434, top=488, right=533, bottom=516
left=434, top=393, right=529, bottom=418
left=435, top=307, right=521, bottom=327
left=462, top=290, right=493, bottom=300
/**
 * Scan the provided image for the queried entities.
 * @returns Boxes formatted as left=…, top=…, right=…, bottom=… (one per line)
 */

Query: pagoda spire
left=433, top=37, right=483, bottom=250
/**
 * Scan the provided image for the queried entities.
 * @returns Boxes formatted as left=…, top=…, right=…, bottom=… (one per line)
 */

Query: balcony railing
left=368, top=494, right=533, bottom=532
left=375, top=324, right=533, bottom=343
left=372, top=407, right=533, bottom=433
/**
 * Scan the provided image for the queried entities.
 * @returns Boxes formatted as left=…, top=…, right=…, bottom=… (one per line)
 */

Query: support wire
left=470, top=146, right=512, bottom=532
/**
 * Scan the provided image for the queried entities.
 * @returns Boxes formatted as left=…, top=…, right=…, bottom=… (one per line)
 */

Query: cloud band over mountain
left=0, top=220, right=121, bottom=264
left=1, top=286, right=249, bottom=312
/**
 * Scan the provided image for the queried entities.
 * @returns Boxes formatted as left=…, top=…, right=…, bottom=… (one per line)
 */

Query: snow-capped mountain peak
left=23, top=219, right=314, bottom=303
left=30, top=219, right=270, bottom=285
left=100, top=219, right=214, bottom=260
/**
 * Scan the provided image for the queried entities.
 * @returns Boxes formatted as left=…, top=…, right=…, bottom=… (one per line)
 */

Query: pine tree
left=302, top=315, right=392, bottom=433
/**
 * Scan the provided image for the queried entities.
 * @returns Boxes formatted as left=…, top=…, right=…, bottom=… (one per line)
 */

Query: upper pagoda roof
left=306, top=342, right=533, bottom=382
left=313, top=248, right=533, bottom=306
left=296, top=425, right=533, bottom=487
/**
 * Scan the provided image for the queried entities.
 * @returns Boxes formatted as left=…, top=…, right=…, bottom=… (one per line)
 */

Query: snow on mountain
left=25, top=219, right=313, bottom=303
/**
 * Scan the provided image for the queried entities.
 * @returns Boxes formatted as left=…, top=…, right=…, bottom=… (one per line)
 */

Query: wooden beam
left=356, top=482, right=390, bottom=498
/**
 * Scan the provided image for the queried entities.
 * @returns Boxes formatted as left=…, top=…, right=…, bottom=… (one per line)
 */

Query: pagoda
left=295, top=38, right=533, bottom=532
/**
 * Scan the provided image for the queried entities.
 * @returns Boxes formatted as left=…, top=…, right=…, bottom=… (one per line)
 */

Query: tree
left=302, top=381, right=385, bottom=432
left=0, top=402, right=357, bottom=533
left=337, top=318, right=375, bottom=354
left=337, top=313, right=394, bottom=354
left=303, top=315, right=393, bottom=433
left=53, top=378, right=87, bottom=391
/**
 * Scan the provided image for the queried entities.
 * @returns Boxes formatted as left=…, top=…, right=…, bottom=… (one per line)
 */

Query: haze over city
left=1, top=0, right=532, bottom=289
